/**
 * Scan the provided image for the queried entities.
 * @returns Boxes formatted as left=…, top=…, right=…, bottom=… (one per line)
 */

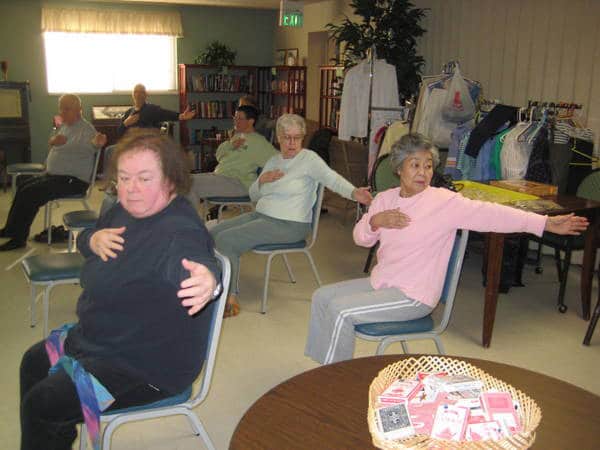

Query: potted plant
left=195, top=41, right=237, bottom=66
left=327, top=0, right=428, bottom=101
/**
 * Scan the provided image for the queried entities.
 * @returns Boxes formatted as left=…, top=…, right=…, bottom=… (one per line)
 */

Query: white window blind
left=43, top=32, right=177, bottom=94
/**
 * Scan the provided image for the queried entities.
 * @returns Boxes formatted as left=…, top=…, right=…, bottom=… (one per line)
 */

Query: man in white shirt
left=0, top=94, right=106, bottom=251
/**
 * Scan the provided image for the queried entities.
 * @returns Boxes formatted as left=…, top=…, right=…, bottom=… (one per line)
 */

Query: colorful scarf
left=45, top=324, right=115, bottom=450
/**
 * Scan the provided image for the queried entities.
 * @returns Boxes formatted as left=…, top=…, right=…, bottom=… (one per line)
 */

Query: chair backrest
left=371, top=154, right=398, bottom=193
left=435, top=229, right=469, bottom=332
left=83, top=149, right=103, bottom=199
left=307, top=184, right=325, bottom=250
left=190, top=250, right=231, bottom=408
left=576, top=169, right=600, bottom=201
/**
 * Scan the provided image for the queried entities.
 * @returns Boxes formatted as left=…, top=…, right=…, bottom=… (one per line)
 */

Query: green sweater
left=214, top=132, right=277, bottom=189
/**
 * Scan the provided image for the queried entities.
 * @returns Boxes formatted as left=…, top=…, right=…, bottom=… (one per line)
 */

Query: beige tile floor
left=0, top=186, right=598, bottom=450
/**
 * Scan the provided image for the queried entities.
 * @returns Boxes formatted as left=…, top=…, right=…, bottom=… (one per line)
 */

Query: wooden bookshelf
left=178, top=64, right=258, bottom=171
left=319, top=65, right=344, bottom=133
left=257, top=66, right=306, bottom=120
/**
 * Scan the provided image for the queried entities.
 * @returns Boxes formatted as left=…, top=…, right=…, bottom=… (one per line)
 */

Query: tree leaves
left=327, top=0, right=428, bottom=101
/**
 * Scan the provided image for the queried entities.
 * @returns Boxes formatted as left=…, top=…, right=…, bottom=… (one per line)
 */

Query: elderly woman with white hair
left=210, top=113, right=373, bottom=317
left=305, top=132, right=589, bottom=365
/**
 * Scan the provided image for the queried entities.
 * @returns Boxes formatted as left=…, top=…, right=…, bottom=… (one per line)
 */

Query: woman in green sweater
left=187, top=105, right=277, bottom=207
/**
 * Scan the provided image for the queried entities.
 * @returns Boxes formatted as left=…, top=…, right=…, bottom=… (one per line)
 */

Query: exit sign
left=280, top=0, right=303, bottom=27
left=281, top=12, right=303, bottom=27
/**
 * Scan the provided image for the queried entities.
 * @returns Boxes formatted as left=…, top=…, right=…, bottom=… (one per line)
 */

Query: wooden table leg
left=483, top=233, right=505, bottom=347
left=580, top=212, right=597, bottom=320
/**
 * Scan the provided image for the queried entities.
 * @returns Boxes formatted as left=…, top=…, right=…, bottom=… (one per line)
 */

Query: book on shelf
left=263, top=79, right=305, bottom=94
left=195, top=100, right=237, bottom=119
left=188, top=73, right=255, bottom=93
left=193, top=127, right=229, bottom=144
left=268, top=104, right=304, bottom=118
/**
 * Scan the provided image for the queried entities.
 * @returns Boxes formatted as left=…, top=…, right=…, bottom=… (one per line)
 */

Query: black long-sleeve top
left=65, top=196, right=220, bottom=394
left=117, top=102, right=180, bottom=137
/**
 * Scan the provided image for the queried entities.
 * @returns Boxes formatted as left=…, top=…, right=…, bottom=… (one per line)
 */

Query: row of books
left=267, top=105, right=304, bottom=119
left=258, top=79, right=305, bottom=94
left=374, top=372, right=522, bottom=443
left=192, top=127, right=230, bottom=144
left=193, top=101, right=238, bottom=119
left=188, top=73, right=255, bottom=93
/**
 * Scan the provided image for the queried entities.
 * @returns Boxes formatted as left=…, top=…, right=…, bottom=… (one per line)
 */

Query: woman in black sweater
left=20, top=129, right=221, bottom=450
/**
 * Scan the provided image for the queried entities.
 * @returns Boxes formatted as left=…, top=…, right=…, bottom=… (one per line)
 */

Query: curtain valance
left=41, top=6, right=183, bottom=36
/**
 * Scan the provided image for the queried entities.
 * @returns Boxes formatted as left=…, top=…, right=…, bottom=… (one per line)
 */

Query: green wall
left=0, top=0, right=277, bottom=161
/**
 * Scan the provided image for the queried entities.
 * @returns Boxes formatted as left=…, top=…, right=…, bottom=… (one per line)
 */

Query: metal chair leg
left=45, top=203, right=52, bottom=245
left=363, top=244, right=378, bottom=274
left=79, top=423, right=87, bottom=450
left=400, top=341, right=409, bottom=353
left=30, top=284, right=36, bottom=327
left=304, top=250, right=322, bottom=286
left=376, top=339, right=391, bottom=355
left=281, top=254, right=296, bottom=283
left=43, top=286, right=51, bottom=337
left=185, top=411, right=217, bottom=450
left=261, top=253, right=275, bottom=314
left=433, top=336, right=446, bottom=355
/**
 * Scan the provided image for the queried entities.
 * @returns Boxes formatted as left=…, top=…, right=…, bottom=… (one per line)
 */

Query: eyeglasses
left=281, top=134, right=304, bottom=143
left=233, top=115, right=248, bottom=121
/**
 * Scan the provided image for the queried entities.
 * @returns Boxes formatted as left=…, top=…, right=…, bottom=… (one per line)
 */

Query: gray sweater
left=46, top=118, right=97, bottom=182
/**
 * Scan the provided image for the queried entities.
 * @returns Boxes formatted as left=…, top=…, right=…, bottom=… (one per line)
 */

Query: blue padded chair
left=354, top=230, right=469, bottom=355
left=252, top=184, right=325, bottom=314
left=21, top=252, right=84, bottom=337
left=6, top=162, right=46, bottom=196
left=63, top=210, right=99, bottom=252
left=78, top=251, right=230, bottom=450
left=204, top=195, right=254, bottom=223
left=44, top=149, right=102, bottom=245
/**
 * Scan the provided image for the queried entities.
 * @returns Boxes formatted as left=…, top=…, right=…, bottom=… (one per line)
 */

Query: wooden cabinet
left=0, top=81, right=31, bottom=164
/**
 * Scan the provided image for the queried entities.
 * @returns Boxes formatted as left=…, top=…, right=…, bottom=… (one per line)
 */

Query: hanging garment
left=548, top=141, right=572, bottom=193
left=525, top=126, right=552, bottom=183
left=566, top=138, right=594, bottom=195
left=472, top=137, right=497, bottom=181
left=465, top=104, right=518, bottom=158
left=500, top=123, right=533, bottom=179
left=379, top=121, right=410, bottom=157
left=456, top=130, right=476, bottom=180
left=490, top=127, right=512, bottom=179
left=338, top=59, right=400, bottom=141
left=445, top=123, right=474, bottom=179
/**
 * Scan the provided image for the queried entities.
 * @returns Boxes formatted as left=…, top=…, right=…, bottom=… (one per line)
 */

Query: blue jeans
left=210, top=212, right=310, bottom=294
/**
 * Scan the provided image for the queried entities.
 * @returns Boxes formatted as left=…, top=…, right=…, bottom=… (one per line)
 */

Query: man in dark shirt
left=117, top=83, right=196, bottom=136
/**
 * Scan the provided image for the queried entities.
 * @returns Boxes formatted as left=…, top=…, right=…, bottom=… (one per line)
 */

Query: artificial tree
left=327, top=0, right=427, bottom=101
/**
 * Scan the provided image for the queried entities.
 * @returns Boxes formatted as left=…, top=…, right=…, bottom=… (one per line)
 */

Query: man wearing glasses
left=187, top=105, right=277, bottom=208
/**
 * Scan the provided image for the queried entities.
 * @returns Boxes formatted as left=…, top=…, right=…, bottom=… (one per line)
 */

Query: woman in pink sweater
left=305, top=133, right=588, bottom=365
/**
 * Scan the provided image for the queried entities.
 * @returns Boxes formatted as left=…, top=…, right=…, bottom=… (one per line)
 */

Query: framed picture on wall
left=285, top=48, right=299, bottom=66
left=92, top=105, right=130, bottom=121
left=275, top=49, right=286, bottom=66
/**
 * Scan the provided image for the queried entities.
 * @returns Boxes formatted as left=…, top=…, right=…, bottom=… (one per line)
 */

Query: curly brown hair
left=106, top=128, right=191, bottom=195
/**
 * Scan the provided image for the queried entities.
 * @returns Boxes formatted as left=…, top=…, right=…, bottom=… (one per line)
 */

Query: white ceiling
left=88, top=0, right=323, bottom=10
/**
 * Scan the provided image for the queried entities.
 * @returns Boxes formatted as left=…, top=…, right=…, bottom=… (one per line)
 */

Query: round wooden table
left=229, top=355, right=600, bottom=449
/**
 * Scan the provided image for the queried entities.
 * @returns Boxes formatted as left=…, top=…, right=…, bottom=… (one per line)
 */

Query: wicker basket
left=367, top=356, right=542, bottom=450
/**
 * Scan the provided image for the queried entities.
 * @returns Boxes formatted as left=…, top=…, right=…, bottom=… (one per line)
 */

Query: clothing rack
left=365, top=45, right=406, bottom=145
left=527, top=100, right=582, bottom=110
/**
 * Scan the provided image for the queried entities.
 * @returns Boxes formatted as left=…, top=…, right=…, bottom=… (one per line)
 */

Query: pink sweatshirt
left=353, top=187, right=547, bottom=308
